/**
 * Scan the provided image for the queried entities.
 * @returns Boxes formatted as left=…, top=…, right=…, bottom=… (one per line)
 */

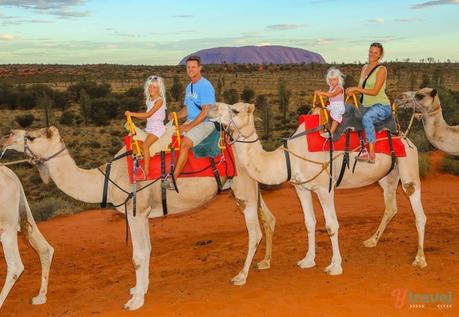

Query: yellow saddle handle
left=345, top=93, right=360, bottom=110
left=312, top=92, right=329, bottom=125
left=126, top=115, right=142, bottom=156
left=168, top=112, right=181, bottom=151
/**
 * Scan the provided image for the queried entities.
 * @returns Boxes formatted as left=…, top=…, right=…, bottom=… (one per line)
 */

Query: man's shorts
left=183, top=120, right=215, bottom=146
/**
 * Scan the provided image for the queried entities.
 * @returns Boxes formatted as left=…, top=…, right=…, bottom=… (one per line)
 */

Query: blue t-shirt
left=184, top=77, right=216, bottom=121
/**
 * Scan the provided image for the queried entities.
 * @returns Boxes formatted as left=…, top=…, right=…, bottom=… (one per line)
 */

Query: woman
left=346, top=42, right=391, bottom=164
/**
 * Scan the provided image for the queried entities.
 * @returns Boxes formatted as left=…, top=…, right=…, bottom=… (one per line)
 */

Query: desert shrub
left=30, top=197, right=75, bottom=221
left=418, top=152, right=431, bottom=178
left=89, top=97, right=121, bottom=125
left=408, top=131, right=434, bottom=152
left=223, top=88, right=239, bottom=104
left=241, top=87, right=255, bottom=103
left=68, top=81, right=112, bottom=101
left=59, top=111, right=75, bottom=125
left=121, top=96, right=141, bottom=112
left=440, top=155, right=459, bottom=175
left=15, top=114, right=35, bottom=128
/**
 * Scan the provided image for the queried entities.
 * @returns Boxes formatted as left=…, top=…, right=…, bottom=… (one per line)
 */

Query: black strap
left=287, top=125, right=323, bottom=141
left=209, top=158, right=222, bottom=194
left=100, top=162, right=112, bottom=208
left=328, top=131, right=333, bottom=192
left=385, top=131, right=396, bottom=176
left=336, top=129, right=351, bottom=188
left=283, top=139, right=292, bottom=182
left=160, top=151, right=168, bottom=216
left=352, top=130, right=366, bottom=173
left=132, top=155, right=139, bottom=217
left=190, top=83, right=202, bottom=111
left=360, top=65, right=381, bottom=103
left=169, top=148, right=179, bottom=193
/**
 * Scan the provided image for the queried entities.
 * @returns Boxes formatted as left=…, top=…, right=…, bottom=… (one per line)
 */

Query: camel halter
left=402, top=95, right=442, bottom=137
left=220, top=108, right=259, bottom=144
left=23, top=132, right=68, bottom=165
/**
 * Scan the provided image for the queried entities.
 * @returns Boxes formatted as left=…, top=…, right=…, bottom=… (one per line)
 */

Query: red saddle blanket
left=124, top=136, right=237, bottom=184
left=299, top=115, right=406, bottom=157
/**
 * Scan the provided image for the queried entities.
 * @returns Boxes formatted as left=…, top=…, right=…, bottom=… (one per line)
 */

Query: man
left=162, top=55, right=216, bottom=189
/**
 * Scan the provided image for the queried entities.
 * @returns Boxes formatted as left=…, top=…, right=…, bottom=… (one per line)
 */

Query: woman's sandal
left=356, top=153, right=375, bottom=164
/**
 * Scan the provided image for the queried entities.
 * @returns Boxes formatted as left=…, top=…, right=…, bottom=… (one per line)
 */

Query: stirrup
left=356, top=153, right=375, bottom=164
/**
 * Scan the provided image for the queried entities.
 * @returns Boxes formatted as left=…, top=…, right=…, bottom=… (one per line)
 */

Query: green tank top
left=359, top=65, right=390, bottom=107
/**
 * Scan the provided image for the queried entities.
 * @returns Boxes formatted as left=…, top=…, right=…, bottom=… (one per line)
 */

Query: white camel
left=3, top=123, right=276, bottom=310
left=208, top=102, right=428, bottom=275
left=0, top=166, right=54, bottom=309
left=397, top=87, right=459, bottom=156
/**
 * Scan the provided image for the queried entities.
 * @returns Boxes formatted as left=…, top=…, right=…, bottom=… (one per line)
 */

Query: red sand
left=1, top=152, right=458, bottom=317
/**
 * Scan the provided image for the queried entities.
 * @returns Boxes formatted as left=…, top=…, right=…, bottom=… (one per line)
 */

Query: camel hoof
left=363, top=237, right=378, bottom=248
left=412, top=256, right=427, bottom=268
left=324, top=263, right=343, bottom=275
left=231, top=273, right=247, bottom=286
left=297, top=257, right=316, bottom=269
left=124, top=294, right=144, bottom=311
left=32, top=295, right=46, bottom=305
left=255, top=259, right=271, bottom=270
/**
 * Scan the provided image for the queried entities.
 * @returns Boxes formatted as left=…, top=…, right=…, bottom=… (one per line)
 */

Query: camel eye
left=415, top=93, right=424, bottom=100
left=26, top=135, right=36, bottom=141
left=231, top=109, right=240, bottom=114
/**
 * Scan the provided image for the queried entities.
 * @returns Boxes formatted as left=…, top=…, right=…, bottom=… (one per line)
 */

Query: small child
left=314, top=67, right=345, bottom=137
left=125, top=75, right=167, bottom=179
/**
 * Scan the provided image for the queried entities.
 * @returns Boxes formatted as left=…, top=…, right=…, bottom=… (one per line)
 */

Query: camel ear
left=247, top=104, right=255, bottom=114
left=37, top=164, right=51, bottom=184
left=430, top=88, right=437, bottom=98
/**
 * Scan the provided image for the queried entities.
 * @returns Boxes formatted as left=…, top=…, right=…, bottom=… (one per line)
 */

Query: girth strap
left=209, top=158, right=222, bottom=194
left=100, top=162, right=111, bottom=208
left=283, top=139, right=292, bottom=182
left=328, top=132, right=333, bottom=192
left=336, top=129, right=351, bottom=188
left=385, top=131, right=396, bottom=176
left=352, top=130, right=365, bottom=174
left=169, top=148, right=179, bottom=193
left=160, top=151, right=168, bottom=216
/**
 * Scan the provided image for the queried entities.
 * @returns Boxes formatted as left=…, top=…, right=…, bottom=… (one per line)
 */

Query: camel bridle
left=23, top=131, right=68, bottom=165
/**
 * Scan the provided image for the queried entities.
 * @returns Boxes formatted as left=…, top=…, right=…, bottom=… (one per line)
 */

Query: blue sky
left=0, top=0, right=458, bottom=64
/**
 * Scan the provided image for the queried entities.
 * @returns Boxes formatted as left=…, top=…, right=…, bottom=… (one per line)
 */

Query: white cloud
left=267, top=24, right=304, bottom=31
left=0, top=0, right=89, bottom=17
left=367, top=18, right=385, bottom=24
left=412, top=0, right=459, bottom=9
left=0, top=34, right=16, bottom=41
left=394, top=17, right=423, bottom=22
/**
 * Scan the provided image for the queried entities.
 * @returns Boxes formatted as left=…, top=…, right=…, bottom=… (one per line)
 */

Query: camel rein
left=401, top=96, right=442, bottom=137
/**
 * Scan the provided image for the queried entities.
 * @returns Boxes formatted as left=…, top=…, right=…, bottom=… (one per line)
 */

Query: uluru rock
left=179, top=45, right=325, bottom=65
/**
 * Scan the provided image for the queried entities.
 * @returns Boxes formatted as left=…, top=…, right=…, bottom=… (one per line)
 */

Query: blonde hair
left=326, top=67, right=345, bottom=87
left=144, top=75, right=167, bottom=108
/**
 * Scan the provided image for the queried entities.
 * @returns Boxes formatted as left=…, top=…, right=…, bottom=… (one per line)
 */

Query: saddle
left=331, top=104, right=397, bottom=141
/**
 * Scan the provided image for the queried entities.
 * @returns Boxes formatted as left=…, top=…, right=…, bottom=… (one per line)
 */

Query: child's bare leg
left=330, top=120, right=339, bottom=134
left=142, top=134, right=158, bottom=179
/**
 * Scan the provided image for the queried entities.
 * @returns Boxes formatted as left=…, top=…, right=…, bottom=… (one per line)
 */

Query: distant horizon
left=1, top=0, right=458, bottom=65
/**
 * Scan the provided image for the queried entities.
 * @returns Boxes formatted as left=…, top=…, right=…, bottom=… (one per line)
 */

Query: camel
left=0, top=166, right=54, bottom=309
left=2, top=123, right=276, bottom=310
left=396, top=87, right=459, bottom=156
left=208, top=102, right=428, bottom=275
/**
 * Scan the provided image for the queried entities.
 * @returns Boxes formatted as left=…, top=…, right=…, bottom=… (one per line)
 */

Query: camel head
left=396, top=87, right=440, bottom=113
left=3, top=126, right=65, bottom=184
left=208, top=102, right=257, bottom=140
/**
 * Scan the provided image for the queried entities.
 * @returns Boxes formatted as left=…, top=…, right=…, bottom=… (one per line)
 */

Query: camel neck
left=45, top=153, right=105, bottom=203
left=234, top=133, right=289, bottom=185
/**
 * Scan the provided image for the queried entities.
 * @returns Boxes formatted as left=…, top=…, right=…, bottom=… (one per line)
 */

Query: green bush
left=418, top=152, right=431, bottom=178
left=223, top=88, right=239, bottom=104
left=59, top=111, right=75, bottom=125
left=15, top=114, right=35, bottom=128
left=89, top=97, right=121, bottom=125
left=440, top=155, right=459, bottom=175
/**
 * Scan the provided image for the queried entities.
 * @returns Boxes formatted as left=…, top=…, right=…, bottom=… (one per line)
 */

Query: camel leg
left=25, top=226, right=54, bottom=305
left=363, top=167, right=400, bottom=247
left=0, top=229, right=24, bottom=309
left=130, top=209, right=152, bottom=296
left=397, top=159, right=427, bottom=267
left=255, top=194, right=276, bottom=270
left=231, top=200, right=262, bottom=286
left=295, top=186, right=317, bottom=269
left=124, top=212, right=150, bottom=311
left=316, top=188, right=342, bottom=275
